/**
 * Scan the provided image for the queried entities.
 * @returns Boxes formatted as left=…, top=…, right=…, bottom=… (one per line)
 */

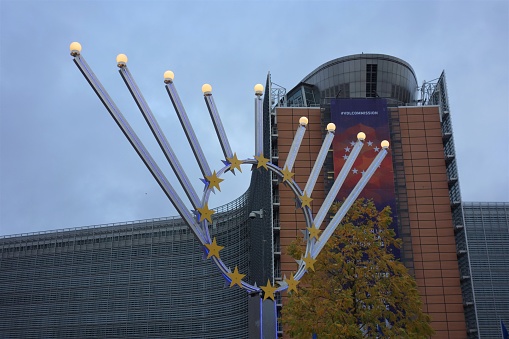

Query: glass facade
left=463, top=202, right=509, bottom=339
left=286, top=54, right=418, bottom=107
left=0, top=194, right=251, bottom=339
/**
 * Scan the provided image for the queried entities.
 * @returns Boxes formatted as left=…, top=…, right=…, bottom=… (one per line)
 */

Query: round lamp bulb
left=299, top=117, right=309, bottom=126
left=69, top=42, right=82, bottom=56
left=326, top=123, right=336, bottom=132
left=254, top=84, right=264, bottom=96
left=163, top=70, right=174, bottom=83
left=202, top=84, right=212, bottom=95
left=116, top=54, right=128, bottom=67
left=357, top=132, right=366, bottom=141
left=381, top=140, right=390, bottom=149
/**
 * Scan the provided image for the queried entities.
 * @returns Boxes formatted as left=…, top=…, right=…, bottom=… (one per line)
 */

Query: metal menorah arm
left=119, top=66, right=201, bottom=210
left=254, top=92, right=263, bottom=157
left=312, top=138, right=364, bottom=230
left=165, top=80, right=212, bottom=180
left=311, top=147, right=388, bottom=258
left=293, top=148, right=388, bottom=280
left=72, top=54, right=206, bottom=244
left=284, top=118, right=308, bottom=171
left=303, top=126, right=335, bottom=196
left=203, top=91, right=233, bottom=161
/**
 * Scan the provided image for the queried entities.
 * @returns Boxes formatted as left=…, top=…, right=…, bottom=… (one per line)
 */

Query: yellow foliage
left=282, top=198, right=434, bottom=338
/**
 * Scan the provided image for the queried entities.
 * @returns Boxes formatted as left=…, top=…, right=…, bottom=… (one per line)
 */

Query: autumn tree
left=282, top=198, right=434, bottom=338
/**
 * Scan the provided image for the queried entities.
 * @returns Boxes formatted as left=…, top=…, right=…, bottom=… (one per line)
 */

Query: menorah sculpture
left=69, top=41, right=389, bottom=330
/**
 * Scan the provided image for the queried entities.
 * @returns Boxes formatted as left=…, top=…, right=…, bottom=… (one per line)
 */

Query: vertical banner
left=331, top=98, right=399, bottom=255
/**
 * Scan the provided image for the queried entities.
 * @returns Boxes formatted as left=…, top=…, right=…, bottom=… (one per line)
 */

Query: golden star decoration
left=254, top=154, right=269, bottom=170
left=307, top=225, right=321, bottom=240
left=300, top=191, right=313, bottom=208
left=285, top=273, right=300, bottom=294
left=226, top=153, right=243, bottom=173
left=281, top=166, right=294, bottom=182
left=261, top=279, right=277, bottom=301
left=197, top=203, right=214, bottom=223
left=227, top=266, right=245, bottom=288
left=205, top=237, right=224, bottom=259
left=205, top=170, right=224, bottom=191
left=302, top=255, right=317, bottom=272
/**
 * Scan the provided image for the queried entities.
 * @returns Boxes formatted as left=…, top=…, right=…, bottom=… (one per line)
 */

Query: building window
left=366, top=64, right=377, bottom=97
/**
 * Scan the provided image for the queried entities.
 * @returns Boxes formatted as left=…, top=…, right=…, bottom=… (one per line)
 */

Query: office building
left=1, top=53, right=505, bottom=338
left=269, top=54, right=474, bottom=338
left=461, top=202, right=509, bottom=338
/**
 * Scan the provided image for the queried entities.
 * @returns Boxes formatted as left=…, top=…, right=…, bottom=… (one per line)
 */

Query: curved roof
left=301, top=53, right=417, bottom=84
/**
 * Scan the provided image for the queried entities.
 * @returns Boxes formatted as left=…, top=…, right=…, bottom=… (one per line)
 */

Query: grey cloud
left=1, top=1, right=507, bottom=235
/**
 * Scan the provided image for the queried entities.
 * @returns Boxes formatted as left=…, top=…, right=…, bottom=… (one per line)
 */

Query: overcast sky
left=1, top=0, right=508, bottom=236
